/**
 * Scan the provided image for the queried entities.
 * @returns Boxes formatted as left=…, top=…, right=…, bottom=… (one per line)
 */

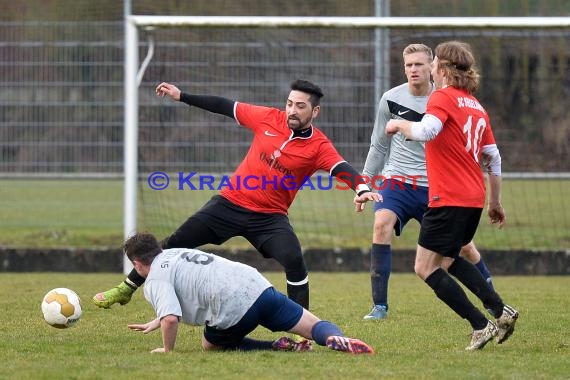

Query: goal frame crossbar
left=128, top=16, right=570, bottom=29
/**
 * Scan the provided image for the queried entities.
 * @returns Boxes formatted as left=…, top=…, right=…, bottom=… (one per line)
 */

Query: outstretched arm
left=386, top=114, right=443, bottom=141
left=128, top=317, right=161, bottom=334
left=155, top=82, right=235, bottom=119
left=128, top=315, right=180, bottom=353
left=156, top=82, right=182, bottom=101
left=331, top=162, right=382, bottom=212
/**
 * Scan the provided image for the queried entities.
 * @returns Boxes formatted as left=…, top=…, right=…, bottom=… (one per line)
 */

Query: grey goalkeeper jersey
left=143, top=248, right=271, bottom=329
left=363, top=82, right=434, bottom=188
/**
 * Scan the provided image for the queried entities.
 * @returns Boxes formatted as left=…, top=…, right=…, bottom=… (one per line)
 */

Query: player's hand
left=354, top=191, right=382, bottom=212
left=155, top=82, right=181, bottom=101
left=128, top=318, right=161, bottom=334
left=488, top=202, right=506, bottom=229
left=385, top=120, right=399, bottom=135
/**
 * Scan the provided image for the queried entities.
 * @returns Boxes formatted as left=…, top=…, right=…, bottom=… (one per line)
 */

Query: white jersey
left=363, top=82, right=433, bottom=188
left=143, top=248, right=272, bottom=329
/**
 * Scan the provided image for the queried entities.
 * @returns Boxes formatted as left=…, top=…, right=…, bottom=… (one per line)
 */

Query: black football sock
left=235, top=337, right=274, bottom=351
left=425, top=268, right=488, bottom=330
left=448, top=257, right=504, bottom=318
left=125, top=268, right=145, bottom=289
left=287, top=281, right=309, bottom=310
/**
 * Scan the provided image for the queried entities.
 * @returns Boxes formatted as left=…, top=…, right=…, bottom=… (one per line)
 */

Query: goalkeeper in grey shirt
left=356, top=43, right=495, bottom=320
left=124, top=232, right=373, bottom=354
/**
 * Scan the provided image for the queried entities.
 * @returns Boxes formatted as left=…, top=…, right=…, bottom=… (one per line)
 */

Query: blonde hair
left=403, top=43, right=433, bottom=62
left=434, top=41, right=480, bottom=94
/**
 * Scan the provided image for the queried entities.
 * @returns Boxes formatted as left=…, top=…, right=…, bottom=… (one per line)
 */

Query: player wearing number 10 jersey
left=423, top=82, right=495, bottom=207
left=383, top=41, right=518, bottom=350
left=359, top=44, right=495, bottom=322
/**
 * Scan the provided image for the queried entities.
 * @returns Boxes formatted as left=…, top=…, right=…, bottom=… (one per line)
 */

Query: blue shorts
left=203, top=287, right=303, bottom=348
left=373, top=179, right=428, bottom=236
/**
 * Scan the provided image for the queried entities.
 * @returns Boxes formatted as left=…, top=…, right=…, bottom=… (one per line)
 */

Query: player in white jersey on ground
left=359, top=44, right=495, bottom=320
left=124, top=232, right=374, bottom=354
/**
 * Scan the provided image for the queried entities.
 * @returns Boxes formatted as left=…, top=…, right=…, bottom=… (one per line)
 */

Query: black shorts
left=194, top=195, right=297, bottom=253
left=162, top=195, right=306, bottom=279
left=418, top=206, right=482, bottom=258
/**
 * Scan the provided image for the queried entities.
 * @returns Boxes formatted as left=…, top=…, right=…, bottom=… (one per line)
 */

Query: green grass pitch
left=1, top=273, right=568, bottom=379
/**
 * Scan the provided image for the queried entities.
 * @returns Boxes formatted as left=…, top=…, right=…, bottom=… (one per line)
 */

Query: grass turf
left=1, top=273, right=568, bottom=379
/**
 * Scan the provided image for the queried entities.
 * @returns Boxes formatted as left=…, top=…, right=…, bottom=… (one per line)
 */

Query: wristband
left=356, top=184, right=371, bottom=197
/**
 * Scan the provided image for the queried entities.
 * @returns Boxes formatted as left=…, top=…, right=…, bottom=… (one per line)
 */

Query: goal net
left=127, top=16, right=570, bottom=257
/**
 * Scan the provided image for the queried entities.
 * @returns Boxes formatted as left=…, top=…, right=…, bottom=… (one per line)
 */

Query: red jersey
left=424, top=86, right=496, bottom=208
left=219, top=102, right=345, bottom=214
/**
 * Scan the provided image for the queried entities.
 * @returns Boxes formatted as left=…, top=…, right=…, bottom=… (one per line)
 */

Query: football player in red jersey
left=381, top=41, right=518, bottom=350
left=94, top=79, right=379, bottom=312
left=357, top=43, right=496, bottom=322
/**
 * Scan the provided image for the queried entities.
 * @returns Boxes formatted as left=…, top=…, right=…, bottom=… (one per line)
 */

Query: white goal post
left=123, top=15, right=570, bottom=273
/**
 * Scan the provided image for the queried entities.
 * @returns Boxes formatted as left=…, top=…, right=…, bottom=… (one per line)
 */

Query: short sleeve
left=144, top=280, right=182, bottom=320
left=425, top=91, right=450, bottom=125
left=235, top=102, right=277, bottom=133
left=315, top=140, right=345, bottom=173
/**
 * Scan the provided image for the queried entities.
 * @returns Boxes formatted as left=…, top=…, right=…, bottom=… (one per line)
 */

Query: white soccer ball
left=41, top=288, right=82, bottom=328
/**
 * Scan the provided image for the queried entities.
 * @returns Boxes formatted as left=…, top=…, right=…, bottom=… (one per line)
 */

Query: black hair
left=123, top=232, right=162, bottom=265
left=290, top=79, right=324, bottom=107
